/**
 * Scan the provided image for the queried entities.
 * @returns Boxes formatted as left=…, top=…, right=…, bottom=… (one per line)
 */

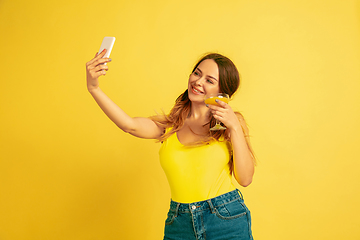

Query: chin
left=188, top=92, right=204, bottom=104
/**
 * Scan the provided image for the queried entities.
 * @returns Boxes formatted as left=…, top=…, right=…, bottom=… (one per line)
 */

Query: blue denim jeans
left=164, top=190, right=253, bottom=240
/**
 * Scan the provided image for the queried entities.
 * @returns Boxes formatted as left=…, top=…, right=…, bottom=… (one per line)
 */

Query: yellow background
left=1, top=0, right=360, bottom=239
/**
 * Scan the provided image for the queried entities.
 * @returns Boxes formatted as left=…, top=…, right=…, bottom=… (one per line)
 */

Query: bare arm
left=228, top=115, right=255, bottom=187
left=207, top=100, right=255, bottom=186
left=86, top=50, right=164, bottom=139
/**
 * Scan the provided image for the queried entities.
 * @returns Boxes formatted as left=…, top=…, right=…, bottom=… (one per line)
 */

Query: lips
left=191, top=85, right=204, bottom=95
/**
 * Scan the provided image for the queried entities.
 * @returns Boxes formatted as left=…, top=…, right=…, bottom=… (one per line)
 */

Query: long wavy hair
left=151, top=53, right=255, bottom=172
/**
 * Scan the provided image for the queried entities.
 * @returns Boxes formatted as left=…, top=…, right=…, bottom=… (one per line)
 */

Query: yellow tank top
left=159, top=129, right=236, bottom=203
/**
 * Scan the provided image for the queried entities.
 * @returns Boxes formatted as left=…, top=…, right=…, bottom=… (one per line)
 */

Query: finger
left=212, top=112, right=224, bottom=121
left=211, top=109, right=222, bottom=117
left=87, top=49, right=107, bottom=66
left=96, top=57, right=112, bottom=65
left=87, top=62, right=108, bottom=77
left=207, top=104, right=223, bottom=111
left=87, top=57, right=111, bottom=70
left=97, top=48, right=107, bottom=58
left=213, top=111, right=228, bottom=122
left=93, top=64, right=109, bottom=73
left=87, top=53, right=100, bottom=66
left=212, top=107, right=230, bottom=118
left=88, top=65, right=108, bottom=78
left=215, top=99, right=228, bottom=107
left=92, top=69, right=107, bottom=78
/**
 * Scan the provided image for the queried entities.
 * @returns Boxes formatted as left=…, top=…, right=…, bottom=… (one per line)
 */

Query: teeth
left=193, top=87, right=202, bottom=94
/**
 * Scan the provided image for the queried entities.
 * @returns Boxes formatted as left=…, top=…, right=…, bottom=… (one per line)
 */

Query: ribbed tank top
left=159, top=129, right=236, bottom=203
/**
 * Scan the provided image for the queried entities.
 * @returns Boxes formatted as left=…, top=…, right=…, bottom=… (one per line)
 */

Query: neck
left=189, top=101, right=210, bottom=121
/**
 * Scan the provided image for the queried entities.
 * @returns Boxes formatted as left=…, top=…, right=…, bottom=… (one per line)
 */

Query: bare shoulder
left=235, top=112, right=245, bottom=122
left=235, top=112, right=250, bottom=136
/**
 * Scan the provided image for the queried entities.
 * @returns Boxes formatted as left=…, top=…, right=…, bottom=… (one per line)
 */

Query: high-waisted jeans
left=164, top=189, right=253, bottom=240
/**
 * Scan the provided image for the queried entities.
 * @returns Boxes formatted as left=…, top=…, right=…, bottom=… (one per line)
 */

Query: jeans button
left=191, top=205, right=196, bottom=210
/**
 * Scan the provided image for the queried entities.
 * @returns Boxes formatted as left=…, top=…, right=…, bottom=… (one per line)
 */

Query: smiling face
left=188, top=59, right=220, bottom=104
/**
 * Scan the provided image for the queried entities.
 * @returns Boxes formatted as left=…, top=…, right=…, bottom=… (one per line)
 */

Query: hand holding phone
left=86, top=37, right=115, bottom=90
left=98, top=37, right=116, bottom=60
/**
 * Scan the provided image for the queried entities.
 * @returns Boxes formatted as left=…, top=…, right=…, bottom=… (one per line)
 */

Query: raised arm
left=86, top=50, right=164, bottom=139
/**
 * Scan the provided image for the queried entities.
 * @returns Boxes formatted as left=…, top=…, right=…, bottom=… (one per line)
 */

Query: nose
left=194, top=76, right=205, bottom=86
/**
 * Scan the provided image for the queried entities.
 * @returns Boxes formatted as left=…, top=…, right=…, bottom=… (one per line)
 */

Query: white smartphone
left=98, top=37, right=116, bottom=59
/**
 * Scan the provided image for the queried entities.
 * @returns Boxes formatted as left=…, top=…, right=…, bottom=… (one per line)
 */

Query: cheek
left=188, top=75, right=196, bottom=83
left=187, top=79, right=195, bottom=92
left=205, top=84, right=220, bottom=94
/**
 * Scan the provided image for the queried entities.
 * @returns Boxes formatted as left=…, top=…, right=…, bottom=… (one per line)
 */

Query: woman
left=86, top=50, right=255, bottom=240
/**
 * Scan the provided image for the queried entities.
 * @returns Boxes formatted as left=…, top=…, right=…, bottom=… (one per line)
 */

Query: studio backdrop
left=1, top=0, right=360, bottom=239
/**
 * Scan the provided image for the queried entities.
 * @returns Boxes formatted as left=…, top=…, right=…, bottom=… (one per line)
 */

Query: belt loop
left=207, top=200, right=216, bottom=214
left=174, top=203, right=180, bottom=217
left=237, top=189, right=244, bottom=200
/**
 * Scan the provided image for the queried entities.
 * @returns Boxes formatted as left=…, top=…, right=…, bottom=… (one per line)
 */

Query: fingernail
left=206, top=104, right=209, bottom=107
left=215, top=99, right=219, bottom=102
left=108, top=58, right=112, bottom=62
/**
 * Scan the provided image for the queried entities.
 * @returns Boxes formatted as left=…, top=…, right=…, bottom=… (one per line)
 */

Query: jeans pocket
left=215, top=199, right=247, bottom=220
left=165, top=210, right=176, bottom=225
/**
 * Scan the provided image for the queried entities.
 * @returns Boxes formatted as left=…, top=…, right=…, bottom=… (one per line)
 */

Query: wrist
left=87, top=85, right=100, bottom=94
left=228, top=121, right=242, bottom=133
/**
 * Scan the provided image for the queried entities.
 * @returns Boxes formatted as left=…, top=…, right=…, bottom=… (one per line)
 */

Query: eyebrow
left=196, top=68, right=218, bottom=82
